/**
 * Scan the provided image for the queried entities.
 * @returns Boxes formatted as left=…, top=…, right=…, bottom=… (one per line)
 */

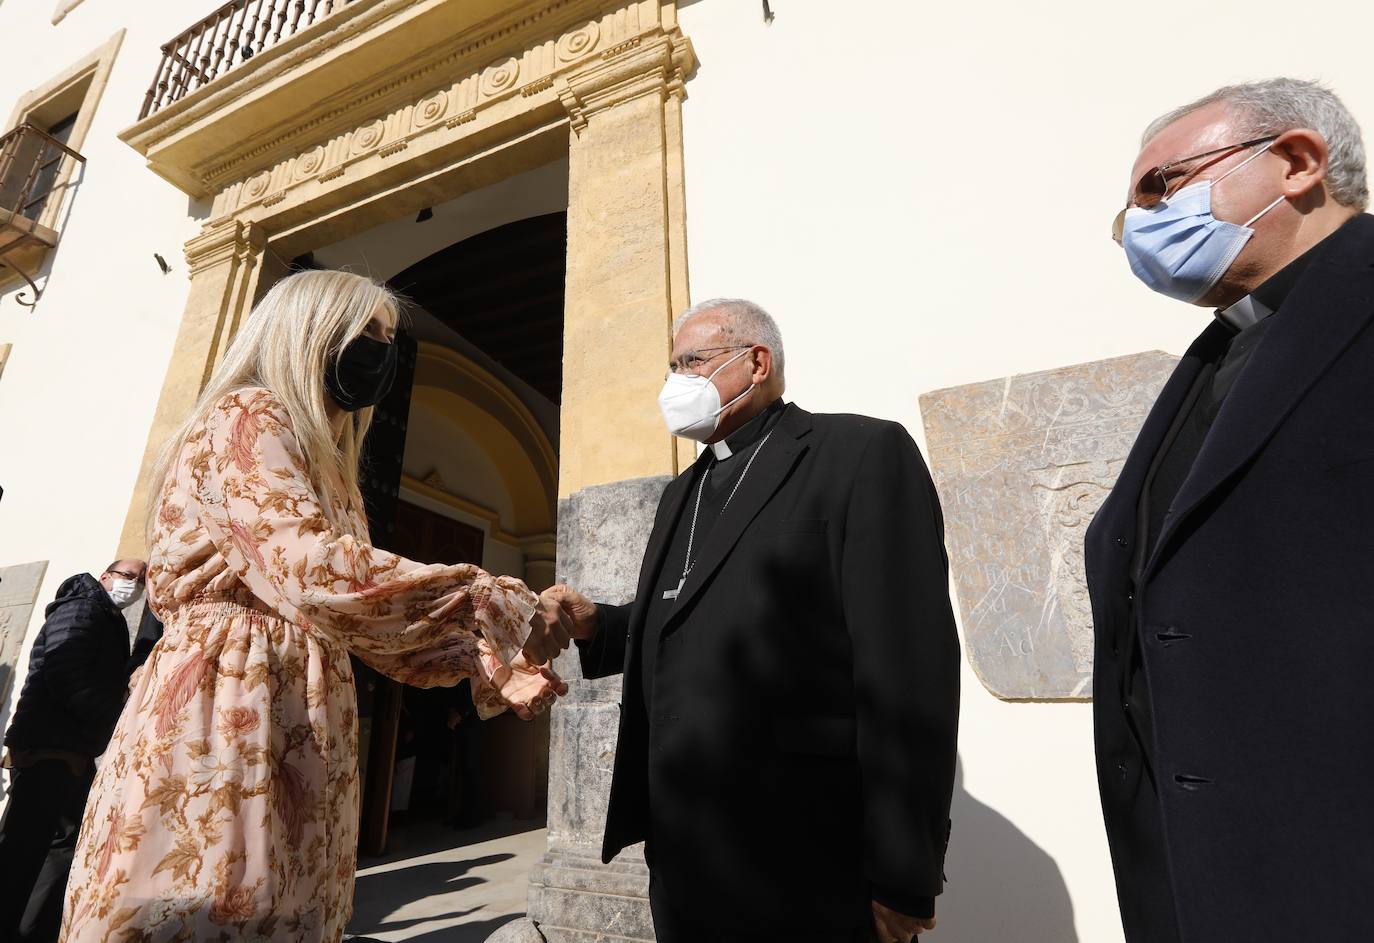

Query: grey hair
left=1143, top=78, right=1369, bottom=211
left=674, top=297, right=785, bottom=376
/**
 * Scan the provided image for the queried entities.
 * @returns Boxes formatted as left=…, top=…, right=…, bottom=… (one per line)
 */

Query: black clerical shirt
left=1125, top=238, right=1325, bottom=764
left=639, top=397, right=788, bottom=710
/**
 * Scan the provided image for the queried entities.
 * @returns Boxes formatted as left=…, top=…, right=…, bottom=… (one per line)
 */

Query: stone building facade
left=5, top=1, right=1374, bottom=940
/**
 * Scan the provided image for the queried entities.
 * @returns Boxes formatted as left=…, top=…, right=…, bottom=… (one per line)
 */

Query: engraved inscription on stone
left=0, top=561, right=50, bottom=712
left=919, top=352, right=1178, bottom=700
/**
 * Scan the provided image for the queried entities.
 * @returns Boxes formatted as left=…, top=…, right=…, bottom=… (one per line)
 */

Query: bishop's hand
left=540, top=584, right=599, bottom=641
left=871, top=900, right=936, bottom=941
left=522, top=597, right=573, bottom=665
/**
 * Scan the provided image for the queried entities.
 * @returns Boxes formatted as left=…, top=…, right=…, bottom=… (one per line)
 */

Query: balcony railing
left=140, top=0, right=353, bottom=119
left=0, top=123, right=86, bottom=306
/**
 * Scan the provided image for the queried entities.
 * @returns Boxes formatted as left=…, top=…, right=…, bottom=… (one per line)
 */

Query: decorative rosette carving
left=556, top=22, right=600, bottom=62
left=296, top=145, right=325, bottom=179
left=352, top=119, right=385, bottom=155
left=480, top=57, right=520, bottom=97
left=245, top=171, right=271, bottom=199
left=413, top=90, right=448, bottom=128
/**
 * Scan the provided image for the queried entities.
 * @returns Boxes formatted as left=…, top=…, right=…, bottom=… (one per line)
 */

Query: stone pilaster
left=555, top=32, right=697, bottom=497
left=117, top=219, right=269, bottom=557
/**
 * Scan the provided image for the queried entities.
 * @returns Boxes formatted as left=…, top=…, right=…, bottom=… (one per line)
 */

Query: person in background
left=1091, top=78, right=1374, bottom=941
left=0, top=559, right=146, bottom=942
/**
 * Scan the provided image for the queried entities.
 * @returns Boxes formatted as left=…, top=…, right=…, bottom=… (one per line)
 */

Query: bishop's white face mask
left=658, top=347, right=755, bottom=441
left=109, top=577, right=143, bottom=610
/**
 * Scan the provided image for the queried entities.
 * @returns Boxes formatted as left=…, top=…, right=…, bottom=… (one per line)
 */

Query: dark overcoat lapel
left=1143, top=219, right=1374, bottom=578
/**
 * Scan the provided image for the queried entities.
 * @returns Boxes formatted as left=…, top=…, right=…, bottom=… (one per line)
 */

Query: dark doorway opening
left=350, top=210, right=566, bottom=857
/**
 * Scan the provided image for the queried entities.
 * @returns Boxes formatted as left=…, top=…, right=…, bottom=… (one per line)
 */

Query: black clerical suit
left=577, top=400, right=960, bottom=939
left=1087, top=214, right=1374, bottom=943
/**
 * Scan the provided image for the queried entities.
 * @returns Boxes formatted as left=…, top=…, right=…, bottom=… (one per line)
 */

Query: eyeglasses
left=668, top=345, right=752, bottom=376
left=1111, top=134, right=1280, bottom=244
left=106, top=567, right=145, bottom=584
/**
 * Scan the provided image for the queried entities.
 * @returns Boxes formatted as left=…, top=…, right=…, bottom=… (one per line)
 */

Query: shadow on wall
left=939, top=759, right=1080, bottom=943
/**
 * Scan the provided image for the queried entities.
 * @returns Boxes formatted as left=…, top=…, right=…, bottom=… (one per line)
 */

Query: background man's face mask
left=1121, top=144, right=1285, bottom=303
left=109, top=577, right=142, bottom=609
left=658, top=347, right=754, bottom=441
left=326, top=334, right=398, bottom=411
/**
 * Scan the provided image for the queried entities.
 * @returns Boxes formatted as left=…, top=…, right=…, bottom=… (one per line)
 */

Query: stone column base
left=527, top=846, right=652, bottom=942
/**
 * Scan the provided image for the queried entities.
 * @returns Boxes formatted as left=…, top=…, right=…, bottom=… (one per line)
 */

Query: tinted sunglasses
left=1111, top=134, right=1279, bottom=243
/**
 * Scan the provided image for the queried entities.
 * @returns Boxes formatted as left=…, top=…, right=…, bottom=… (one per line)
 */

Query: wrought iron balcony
left=139, top=0, right=352, bottom=119
left=0, top=123, right=86, bottom=307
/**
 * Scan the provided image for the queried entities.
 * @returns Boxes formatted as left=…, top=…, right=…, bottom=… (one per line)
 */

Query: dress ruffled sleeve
left=189, top=388, right=537, bottom=679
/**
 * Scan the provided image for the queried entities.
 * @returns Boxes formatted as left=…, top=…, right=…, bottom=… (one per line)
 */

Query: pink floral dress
left=61, top=388, right=537, bottom=942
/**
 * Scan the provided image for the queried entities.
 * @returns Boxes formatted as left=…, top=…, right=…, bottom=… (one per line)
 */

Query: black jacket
left=4, top=573, right=130, bottom=758
left=579, top=404, right=960, bottom=931
left=1087, top=214, right=1374, bottom=942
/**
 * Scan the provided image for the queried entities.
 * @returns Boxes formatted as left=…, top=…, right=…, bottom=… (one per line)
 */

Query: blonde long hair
left=146, top=269, right=400, bottom=543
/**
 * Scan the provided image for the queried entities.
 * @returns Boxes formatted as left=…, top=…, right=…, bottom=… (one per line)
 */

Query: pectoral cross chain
left=660, top=430, right=774, bottom=602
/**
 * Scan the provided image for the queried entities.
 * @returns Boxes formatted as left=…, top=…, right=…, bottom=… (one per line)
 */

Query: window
left=0, top=30, right=122, bottom=304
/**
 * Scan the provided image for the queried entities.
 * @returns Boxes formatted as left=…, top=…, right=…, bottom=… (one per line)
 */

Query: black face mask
left=325, top=335, right=397, bottom=411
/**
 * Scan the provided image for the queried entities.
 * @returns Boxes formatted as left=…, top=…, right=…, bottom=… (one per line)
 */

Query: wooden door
left=358, top=500, right=484, bottom=855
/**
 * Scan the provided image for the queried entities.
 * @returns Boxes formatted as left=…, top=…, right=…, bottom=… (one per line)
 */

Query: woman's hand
left=495, top=652, right=569, bottom=721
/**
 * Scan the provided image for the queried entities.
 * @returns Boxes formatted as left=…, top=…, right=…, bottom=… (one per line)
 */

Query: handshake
left=496, top=584, right=597, bottom=721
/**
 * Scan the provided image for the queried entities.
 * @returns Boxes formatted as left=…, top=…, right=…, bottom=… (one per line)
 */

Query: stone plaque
left=919, top=352, right=1178, bottom=700
left=0, top=561, right=49, bottom=719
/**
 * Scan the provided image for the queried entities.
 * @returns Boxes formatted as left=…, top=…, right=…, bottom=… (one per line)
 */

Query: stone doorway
left=115, top=3, right=698, bottom=939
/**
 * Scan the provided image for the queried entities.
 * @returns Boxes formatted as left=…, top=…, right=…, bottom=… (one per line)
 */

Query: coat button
left=1125, top=592, right=1134, bottom=604
left=1116, top=536, right=1129, bottom=548
left=1121, top=699, right=1130, bottom=713
left=1116, top=761, right=1128, bottom=782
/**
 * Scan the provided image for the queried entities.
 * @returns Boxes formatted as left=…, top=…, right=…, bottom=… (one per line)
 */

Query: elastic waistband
left=173, top=591, right=275, bottom=620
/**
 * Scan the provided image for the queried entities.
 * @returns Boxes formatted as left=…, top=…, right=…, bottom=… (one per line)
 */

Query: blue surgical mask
left=1121, top=145, right=1285, bottom=303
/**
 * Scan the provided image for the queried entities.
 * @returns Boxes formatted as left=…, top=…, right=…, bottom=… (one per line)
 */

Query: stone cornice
left=119, top=0, right=683, bottom=201
left=198, top=0, right=690, bottom=230
left=556, top=32, right=695, bottom=134
left=184, top=218, right=267, bottom=276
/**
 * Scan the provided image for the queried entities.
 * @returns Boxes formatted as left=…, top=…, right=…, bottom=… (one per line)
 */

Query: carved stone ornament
left=351, top=119, right=385, bottom=155
left=245, top=171, right=271, bottom=198
left=557, top=21, right=600, bottom=61
left=296, top=145, right=325, bottom=179
left=204, top=3, right=695, bottom=220
left=919, top=351, right=1180, bottom=700
left=413, top=90, right=449, bottom=128
left=480, top=56, right=521, bottom=97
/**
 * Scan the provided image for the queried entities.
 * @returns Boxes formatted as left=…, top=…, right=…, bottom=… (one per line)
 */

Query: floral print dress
left=61, top=388, right=537, bottom=942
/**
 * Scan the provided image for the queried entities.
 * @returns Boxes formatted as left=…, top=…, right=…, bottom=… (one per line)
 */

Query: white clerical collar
left=1215, top=293, right=1275, bottom=333
left=709, top=439, right=733, bottom=460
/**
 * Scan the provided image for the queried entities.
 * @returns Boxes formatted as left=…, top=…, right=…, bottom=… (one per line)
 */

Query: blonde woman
left=61, top=271, right=570, bottom=941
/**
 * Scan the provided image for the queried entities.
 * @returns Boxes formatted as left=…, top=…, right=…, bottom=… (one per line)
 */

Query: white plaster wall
left=0, top=2, right=211, bottom=738
left=677, top=1, right=1374, bottom=940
